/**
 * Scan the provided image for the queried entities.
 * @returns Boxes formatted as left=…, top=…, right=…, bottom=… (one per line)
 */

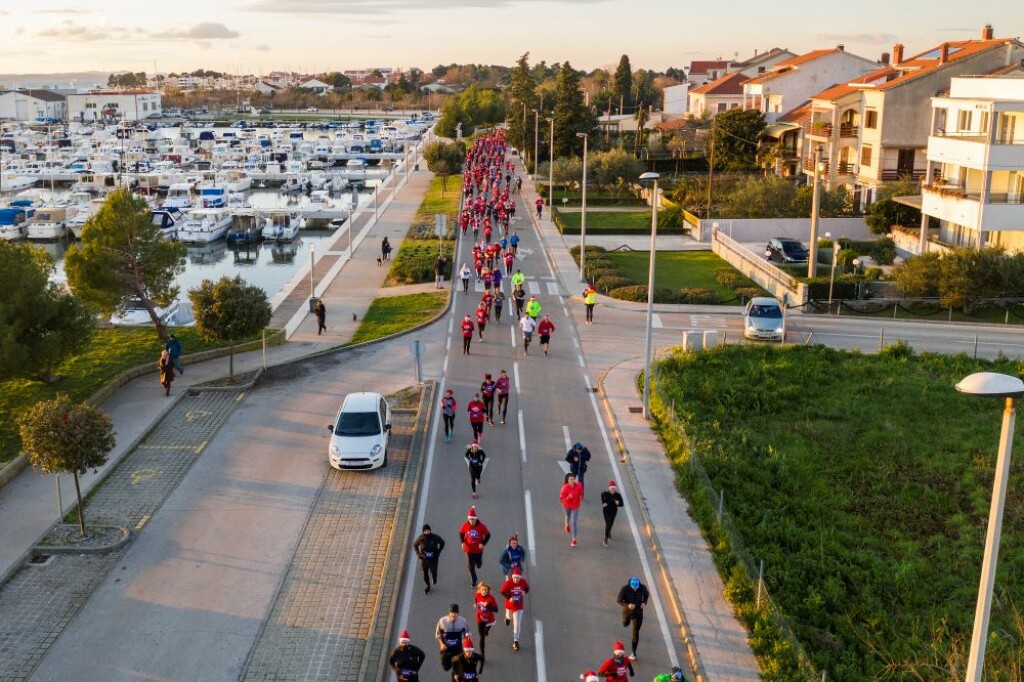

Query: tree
left=423, top=140, right=466, bottom=194
left=633, top=106, right=650, bottom=151
left=710, top=108, right=766, bottom=171
left=507, top=53, right=538, bottom=160
left=19, top=395, right=115, bottom=538
left=65, top=189, right=186, bottom=339
left=435, top=85, right=505, bottom=139
left=590, top=148, right=644, bottom=199
left=551, top=62, right=596, bottom=158
left=0, top=241, right=94, bottom=382
left=188, top=276, right=272, bottom=377
left=865, top=180, right=922, bottom=234
left=613, top=55, right=633, bottom=113
left=633, top=69, right=655, bottom=112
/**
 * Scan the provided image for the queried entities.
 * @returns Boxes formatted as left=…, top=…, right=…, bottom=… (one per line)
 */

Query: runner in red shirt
left=474, top=304, right=488, bottom=341
left=597, top=641, right=635, bottom=681
left=499, top=566, right=530, bottom=652
left=537, top=314, right=556, bottom=356
left=460, top=314, right=474, bottom=355
left=459, top=507, right=491, bottom=588
left=535, top=196, right=543, bottom=219
left=473, top=581, right=499, bottom=658
left=467, top=394, right=486, bottom=441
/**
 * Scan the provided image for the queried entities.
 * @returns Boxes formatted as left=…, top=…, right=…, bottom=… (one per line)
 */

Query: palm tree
left=633, top=105, right=649, bottom=151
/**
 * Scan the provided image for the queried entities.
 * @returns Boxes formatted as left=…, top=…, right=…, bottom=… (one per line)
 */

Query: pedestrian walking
left=560, top=473, right=584, bottom=547
left=498, top=533, right=527, bottom=576
left=597, top=641, right=635, bottom=681
left=381, top=236, right=392, bottom=262
left=499, top=566, right=529, bottom=652
left=473, top=582, right=499, bottom=659
left=436, top=604, right=469, bottom=672
left=474, top=303, right=487, bottom=341
left=493, top=291, right=505, bottom=322
left=601, top=480, right=624, bottom=546
left=512, top=286, right=526, bottom=319
left=583, top=284, right=597, bottom=324
left=460, top=507, right=491, bottom=588
left=525, top=295, right=541, bottom=320
left=313, top=299, right=327, bottom=335
left=451, top=635, right=485, bottom=680
left=617, top=577, right=650, bottom=661
left=565, top=442, right=592, bottom=488
left=441, top=389, right=457, bottom=443
left=414, top=524, right=445, bottom=594
left=495, top=369, right=510, bottom=425
left=480, top=373, right=496, bottom=425
left=518, top=314, right=536, bottom=354
left=435, top=254, right=447, bottom=289
left=460, top=262, right=472, bottom=293
left=389, top=630, right=426, bottom=682
left=515, top=175, right=522, bottom=193
left=164, top=333, right=184, bottom=374
left=654, top=667, right=689, bottom=682
left=461, top=314, right=475, bottom=355
left=157, top=349, right=175, bottom=397
left=467, top=394, right=486, bottom=441
left=464, top=442, right=487, bottom=498
left=537, top=314, right=555, bottom=356
left=535, top=196, right=543, bottom=219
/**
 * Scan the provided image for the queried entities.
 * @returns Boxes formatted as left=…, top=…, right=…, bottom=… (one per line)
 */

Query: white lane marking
left=443, top=355, right=449, bottom=373
left=447, top=318, right=453, bottom=334
left=585, top=374, right=679, bottom=668
left=527, top=280, right=540, bottom=295
left=513, top=361, right=521, bottom=394
left=562, top=426, right=573, bottom=455
left=584, top=374, right=593, bottom=392
left=524, top=490, right=537, bottom=568
left=557, top=461, right=571, bottom=475
left=577, top=354, right=585, bottom=368
left=573, top=337, right=580, bottom=349
left=652, top=313, right=664, bottom=329
left=446, top=337, right=451, bottom=352
left=519, top=409, right=527, bottom=462
left=534, top=619, right=547, bottom=682
left=546, top=282, right=559, bottom=296
left=397, top=375, right=447, bottom=645
left=510, top=324, right=517, bottom=347
left=561, top=305, right=569, bottom=319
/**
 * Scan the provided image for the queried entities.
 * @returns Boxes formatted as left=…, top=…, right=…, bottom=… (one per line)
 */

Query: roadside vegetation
left=385, top=175, right=463, bottom=286
left=348, top=292, right=447, bottom=345
left=650, top=343, right=1024, bottom=680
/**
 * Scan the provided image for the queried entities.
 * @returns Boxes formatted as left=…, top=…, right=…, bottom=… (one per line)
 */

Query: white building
left=920, top=76, right=1024, bottom=253
left=66, top=90, right=162, bottom=122
left=662, top=83, right=689, bottom=115
left=0, top=89, right=66, bottom=121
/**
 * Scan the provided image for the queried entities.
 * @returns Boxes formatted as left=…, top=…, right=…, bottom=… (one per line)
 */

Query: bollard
left=756, top=559, right=765, bottom=610
left=879, top=328, right=885, bottom=352
left=974, top=334, right=979, bottom=360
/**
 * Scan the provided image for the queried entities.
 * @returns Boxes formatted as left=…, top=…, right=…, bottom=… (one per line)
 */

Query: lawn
left=348, top=292, right=447, bottom=344
left=605, top=251, right=739, bottom=299
left=555, top=210, right=654, bottom=234
left=651, top=344, right=1024, bottom=680
left=385, top=175, right=462, bottom=286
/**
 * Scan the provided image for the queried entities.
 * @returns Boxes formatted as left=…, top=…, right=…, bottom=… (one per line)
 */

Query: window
left=979, top=111, right=990, bottom=134
left=864, top=110, right=878, bottom=129
left=957, top=110, right=972, bottom=131
left=717, top=103, right=727, bottom=112
left=730, top=103, right=739, bottom=109
left=860, top=145, right=873, bottom=167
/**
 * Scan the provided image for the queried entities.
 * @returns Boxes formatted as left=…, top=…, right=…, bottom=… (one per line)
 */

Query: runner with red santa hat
left=597, top=640, right=635, bottom=680
left=450, top=634, right=485, bottom=680
left=388, top=629, right=425, bottom=681
left=459, top=506, right=491, bottom=588
left=499, top=566, right=530, bottom=652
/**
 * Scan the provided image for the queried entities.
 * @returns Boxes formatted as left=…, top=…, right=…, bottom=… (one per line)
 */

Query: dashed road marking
left=524, top=490, right=536, bottom=568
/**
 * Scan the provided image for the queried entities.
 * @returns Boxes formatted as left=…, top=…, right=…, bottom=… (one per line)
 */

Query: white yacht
left=109, top=298, right=181, bottom=327
left=27, top=206, right=74, bottom=241
left=1, top=171, right=37, bottom=193
left=197, top=185, right=227, bottom=208
left=307, top=189, right=333, bottom=210
left=260, top=211, right=305, bottom=242
left=164, top=183, right=194, bottom=209
left=220, top=169, right=252, bottom=194
left=0, top=206, right=29, bottom=241
left=177, top=208, right=232, bottom=243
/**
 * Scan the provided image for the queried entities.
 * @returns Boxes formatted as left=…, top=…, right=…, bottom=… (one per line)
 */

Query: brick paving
left=0, top=391, right=242, bottom=682
left=242, top=403, right=420, bottom=682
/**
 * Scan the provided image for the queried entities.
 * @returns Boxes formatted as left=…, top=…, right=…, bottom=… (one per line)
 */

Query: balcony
left=922, top=185, right=1024, bottom=231
left=880, top=168, right=929, bottom=182
left=802, top=158, right=855, bottom=175
left=802, top=157, right=829, bottom=174
left=803, top=122, right=859, bottom=138
left=929, top=133, right=1024, bottom=170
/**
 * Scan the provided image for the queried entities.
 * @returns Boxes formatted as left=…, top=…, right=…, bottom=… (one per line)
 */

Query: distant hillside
left=0, top=72, right=109, bottom=89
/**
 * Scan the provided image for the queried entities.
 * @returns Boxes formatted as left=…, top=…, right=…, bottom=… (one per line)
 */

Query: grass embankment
left=385, top=175, right=463, bottom=286
left=348, top=292, right=447, bottom=345
left=606, top=251, right=739, bottom=296
left=0, top=327, right=251, bottom=466
left=651, top=344, right=1024, bottom=680
left=554, top=210, right=655, bottom=235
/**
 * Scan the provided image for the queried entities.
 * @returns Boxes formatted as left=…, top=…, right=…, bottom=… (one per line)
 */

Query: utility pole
left=705, top=117, right=716, bottom=219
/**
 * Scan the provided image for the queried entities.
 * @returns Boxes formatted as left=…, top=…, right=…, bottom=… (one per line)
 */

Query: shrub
left=803, top=276, right=858, bottom=301
left=587, top=268, right=619, bottom=282
left=608, top=285, right=680, bottom=303
left=595, top=275, right=632, bottom=293
left=864, top=266, right=884, bottom=281
left=570, top=244, right=608, bottom=257
left=733, top=287, right=763, bottom=301
left=386, top=241, right=454, bottom=285
left=680, top=287, right=722, bottom=304
left=715, top=268, right=742, bottom=287
left=659, top=204, right=684, bottom=230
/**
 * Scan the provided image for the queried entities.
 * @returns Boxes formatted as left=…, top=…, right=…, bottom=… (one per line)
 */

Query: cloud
left=252, top=44, right=271, bottom=52
left=150, top=22, right=240, bottom=40
left=816, top=32, right=899, bottom=46
left=37, top=21, right=132, bottom=42
left=35, top=7, right=90, bottom=14
left=238, top=0, right=610, bottom=14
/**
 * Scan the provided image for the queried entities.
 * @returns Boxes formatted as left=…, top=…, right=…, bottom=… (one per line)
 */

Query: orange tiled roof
left=880, top=38, right=1018, bottom=90
left=778, top=102, right=812, bottom=124
left=690, top=71, right=749, bottom=96
left=745, top=47, right=858, bottom=85
left=689, top=60, right=732, bottom=74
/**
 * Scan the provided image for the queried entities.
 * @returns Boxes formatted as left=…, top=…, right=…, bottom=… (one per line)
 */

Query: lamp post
left=640, top=171, right=660, bottom=420
left=532, top=109, right=539, bottom=180
left=309, top=244, right=316, bottom=301
left=547, top=117, right=555, bottom=209
left=576, top=132, right=589, bottom=282
left=808, top=143, right=824, bottom=278
left=522, top=101, right=527, bottom=161
left=828, top=238, right=841, bottom=312
left=956, top=372, right=1024, bottom=682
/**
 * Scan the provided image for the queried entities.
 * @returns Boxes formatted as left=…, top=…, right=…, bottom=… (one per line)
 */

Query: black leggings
left=603, top=509, right=617, bottom=541
left=497, top=394, right=508, bottom=421
left=477, top=620, right=493, bottom=657
left=585, top=303, right=595, bottom=322
left=463, top=337, right=471, bottom=354
left=471, top=421, right=484, bottom=441
left=623, top=610, right=644, bottom=654
left=421, top=559, right=438, bottom=587
left=469, top=465, right=483, bottom=492
left=444, top=414, right=455, bottom=436
left=467, top=552, right=483, bottom=585
left=482, top=397, right=494, bottom=420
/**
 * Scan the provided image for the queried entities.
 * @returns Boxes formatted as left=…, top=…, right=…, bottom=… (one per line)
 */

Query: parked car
left=743, top=296, right=785, bottom=341
left=327, top=392, right=391, bottom=470
left=765, top=237, right=809, bottom=264
left=306, top=106, right=319, bottom=113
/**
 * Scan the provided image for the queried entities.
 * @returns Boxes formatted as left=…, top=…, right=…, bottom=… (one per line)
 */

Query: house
left=732, top=48, right=797, bottom=78
left=761, top=103, right=811, bottom=178
left=421, top=82, right=459, bottom=94
left=688, top=72, right=750, bottom=118
left=253, top=81, right=281, bottom=97
left=298, top=78, right=333, bottom=94
left=916, top=75, right=1024, bottom=254
left=662, top=83, right=689, bottom=115
left=742, top=46, right=879, bottom=122
left=686, top=59, right=735, bottom=87
left=66, top=90, right=162, bottom=122
left=0, top=89, right=66, bottom=122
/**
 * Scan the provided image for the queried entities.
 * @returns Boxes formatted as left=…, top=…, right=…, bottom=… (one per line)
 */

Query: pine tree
left=613, top=54, right=633, bottom=114
left=552, top=62, right=597, bottom=158
left=507, top=53, right=538, bottom=161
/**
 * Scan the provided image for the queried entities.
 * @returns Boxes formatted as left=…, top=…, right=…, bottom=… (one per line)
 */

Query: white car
left=327, top=392, right=391, bottom=470
left=743, top=296, right=785, bottom=342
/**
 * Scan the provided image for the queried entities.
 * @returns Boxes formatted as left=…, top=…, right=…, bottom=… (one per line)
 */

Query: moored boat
left=177, top=208, right=232, bottom=244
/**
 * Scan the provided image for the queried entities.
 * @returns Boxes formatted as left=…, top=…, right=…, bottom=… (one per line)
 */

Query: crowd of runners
left=388, top=130, right=686, bottom=682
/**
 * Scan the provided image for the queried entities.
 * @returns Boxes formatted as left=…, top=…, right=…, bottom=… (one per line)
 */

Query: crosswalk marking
left=652, top=313, right=664, bottom=328
left=689, top=314, right=731, bottom=328
left=527, top=281, right=540, bottom=295
left=546, top=282, right=559, bottom=296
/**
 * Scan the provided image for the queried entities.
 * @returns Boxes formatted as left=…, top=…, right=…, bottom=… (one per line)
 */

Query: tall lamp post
left=807, top=143, right=824, bottom=278
left=532, top=109, right=539, bottom=180
left=547, top=117, right=555, bottom=209
left=956, top=372, right=1024, bottom=682
left=576, top=132, right=589, bottom=282
left=827, top=236, right=841, bottom=312
left=640, top=171, right=660, bottom=420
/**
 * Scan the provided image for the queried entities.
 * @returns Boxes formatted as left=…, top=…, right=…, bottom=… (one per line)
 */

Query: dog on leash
left=376, top=256, right=383, bottom=267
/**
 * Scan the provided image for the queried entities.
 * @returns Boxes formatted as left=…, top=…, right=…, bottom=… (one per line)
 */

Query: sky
left=0, top=1, right=1020, bottom=77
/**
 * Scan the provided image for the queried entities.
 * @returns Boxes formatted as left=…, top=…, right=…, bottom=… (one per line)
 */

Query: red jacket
left=560, top=481, right=584, bottom=510
left=467, top=400, right=486, bottom=423
left=537, top=319, right=556, bottom=336
left=475, top=307, right=488, bottom=326
left=461, top=319, right=474, bottom=338
left=598, top=656, right=634, bottom=681
left=460, top=520, right=490, bottom=554
left=474, top=592, right=498, bottom=624
left=499, top=577, right=530, bottom=612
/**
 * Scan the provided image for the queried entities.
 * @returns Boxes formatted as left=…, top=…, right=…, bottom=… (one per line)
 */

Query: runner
left=459, top=507, right=491, bottom=588
left=617, top=577, right=650, bottom=661
left=597, top=641, right=635, bottom=681
left=535, top=196, right=543, bottom=219
left=499, top=566, right=530, bottom=652
left=503, top=250, right=514, bottom=276
left=480, top=373, right=497, bottom=426
left=480, top=290, right=493, bottom=321
left=475, top=303, right=488, bottom=341
left=511, top=269, right=525, bottom=294
left=473, top=582, right=499, bottom=659
left=493, top=290, right=505, bottom=322
left=464, top=441, right=487, bottom=499
left=491, top=265, right=503, bottom=292
left=583, top=284, right=597, bottom=324
left=560, top=473, right=584, bottom=547
left=498, top=532, right=527, bottom=577
left=509, top=231, right=520, bottom=257
left=481, top=267, right=493, bottom=293
left=565, top=441, right=592, bottom=488
left=435, top=604, right=469, bottom=673
left=450, top=635, right=485, bottom=681
left=519, top=314, right=537, bottom=355
left=537, top=313, right=555, bottom=356
left=512, top=286, right=526, bottom=320
left=460, top=314, right=475, bottom=355
left=389, top=630, right=426, bottom=682
left=467, top=394, right=486, bottom=442
left=515, top=175, right=522, bottom=193
left=495, top=369, right=510, bottom=425
left=460, top=262, right=472, bottom=293
left=440, top=389, right=457, bottom=443
left=525, top=295, right=541, bottom=321
left=414, top=524, right=445, bottom=594
left=601, top=481, right=625, bottom=547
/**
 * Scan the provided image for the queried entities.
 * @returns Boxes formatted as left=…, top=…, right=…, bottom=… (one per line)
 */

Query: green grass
left=651, top=344, right=1024, bottom=680
left=348, top=292, right=447, bottom=344
left=556, top=210, right=654, bottom=233
left=0, top=327, right=252, bottom=466
left=385, top=175, right=462, bottom=286
left=605, top=251, right=739, bottom=299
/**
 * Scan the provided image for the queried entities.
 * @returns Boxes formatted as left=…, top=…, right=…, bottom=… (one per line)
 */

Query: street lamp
left=547, top=117, right=554, bottom=208
left=640, top=171, right=660, bottom=420
left=576, top=132, right=589, bottom=283
left=808, top=143, right=824, bottom=278
left=532, top=109, right=539, bottom=180
left=956, top=372, right=1024, bottom=682
left=828, top=238, right=842, bottom=311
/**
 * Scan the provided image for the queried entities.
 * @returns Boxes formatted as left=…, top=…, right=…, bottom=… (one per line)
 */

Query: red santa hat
left=581, top=673, right=599, bottom=682
left=511, top=566, right=522, bottom=577
left=398, top=630, right=410, bottom=644
left=467, top=506, right=477, bottom=519
left=609, top=480, right=617, bottom=489
left=462, top=634, right=475, bottom=651
left=614, top=640, right=626, bottom=654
